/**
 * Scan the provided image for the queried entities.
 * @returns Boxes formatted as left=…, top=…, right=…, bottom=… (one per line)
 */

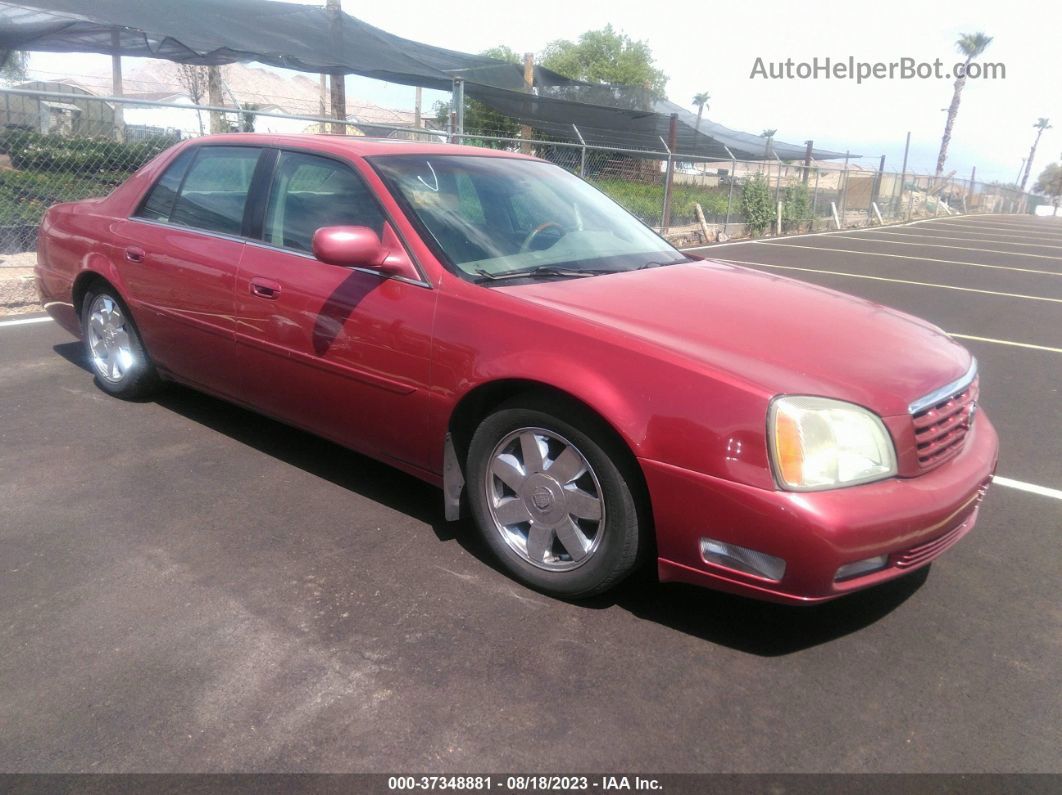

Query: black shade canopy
left=0, top=0, right=850, bottom=159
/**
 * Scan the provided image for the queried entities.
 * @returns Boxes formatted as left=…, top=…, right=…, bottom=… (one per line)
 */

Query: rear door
left=234, top=149, right=436, bottom=469
left=112, top=144, right=264, bottom=397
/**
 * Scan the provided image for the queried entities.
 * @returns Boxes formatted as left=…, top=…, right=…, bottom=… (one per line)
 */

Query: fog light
left=835, top=554, right=888, bottom=581
left=700, top=538, right=786, bottom=581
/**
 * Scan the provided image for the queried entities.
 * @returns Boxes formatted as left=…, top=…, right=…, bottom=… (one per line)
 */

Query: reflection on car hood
left=498, top=260, right=972, bottom=416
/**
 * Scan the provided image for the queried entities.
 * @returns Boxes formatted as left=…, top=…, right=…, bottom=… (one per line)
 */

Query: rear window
left=140, top=146, right=262, bottom=236
left=136, top=148, right=195, bottom=221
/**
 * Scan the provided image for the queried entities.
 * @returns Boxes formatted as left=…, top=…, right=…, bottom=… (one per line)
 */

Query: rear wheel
left=466, top=397, right=645, bottom=598
left=81, top=288, right=159, bottom=399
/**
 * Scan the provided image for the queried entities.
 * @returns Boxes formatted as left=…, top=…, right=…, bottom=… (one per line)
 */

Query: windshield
left=370, top=155, right=687, bottom=281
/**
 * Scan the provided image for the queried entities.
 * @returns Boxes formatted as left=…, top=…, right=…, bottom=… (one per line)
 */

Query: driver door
left=234, top=150, right=437, bottom=470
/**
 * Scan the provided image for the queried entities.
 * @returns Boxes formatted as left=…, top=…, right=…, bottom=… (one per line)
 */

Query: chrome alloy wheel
left=87, top=294, right=135, bottom=383
left=484, top=427, right=605, bottom=571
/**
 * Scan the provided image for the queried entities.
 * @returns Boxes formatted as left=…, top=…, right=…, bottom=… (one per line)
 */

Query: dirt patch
left=0, top=253, right=41, bottom=315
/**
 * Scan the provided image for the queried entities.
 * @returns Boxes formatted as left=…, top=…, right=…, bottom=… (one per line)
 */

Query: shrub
left=781, top=182, right=810, bottom=231
left=1, top=130, right=175, bottom=174
left=741, top=175, right=774, bottom=235
left=589, top=177, right=734, bottom=226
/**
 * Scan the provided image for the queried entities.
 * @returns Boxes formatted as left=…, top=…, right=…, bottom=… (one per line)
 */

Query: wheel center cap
left=531, top=487, right=553, bottom=510
left=521, top=474, right=565, bottom=525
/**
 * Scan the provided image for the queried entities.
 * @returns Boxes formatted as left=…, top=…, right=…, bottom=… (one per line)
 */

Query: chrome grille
left=909, top=362, right=979, bottom=470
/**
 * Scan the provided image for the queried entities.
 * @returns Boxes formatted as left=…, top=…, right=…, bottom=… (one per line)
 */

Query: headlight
left=769, top=396, right=897, bottom=491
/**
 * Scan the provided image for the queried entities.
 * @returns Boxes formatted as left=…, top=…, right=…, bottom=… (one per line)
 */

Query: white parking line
left=712, top=257, right=1062, bottom=304
left=919, top=221, right=1062, bottom=239
left=744, top=241, right=1062, bottom=278
left=993, top=477, right=1062, bottom=501
left=853, top=230, right=1062, bottom=251
left=827, top=234, right=1062, bottom=261
left=0, top=315, right=52, bottom=328
left=948, top=334, right=1062, bottom=354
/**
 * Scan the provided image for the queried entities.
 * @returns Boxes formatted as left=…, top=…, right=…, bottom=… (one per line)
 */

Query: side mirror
left=312, top=226, right=387, bottom=269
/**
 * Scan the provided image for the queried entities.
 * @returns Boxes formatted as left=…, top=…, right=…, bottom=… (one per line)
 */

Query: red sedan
left=35, top=134, right=998, bottom=603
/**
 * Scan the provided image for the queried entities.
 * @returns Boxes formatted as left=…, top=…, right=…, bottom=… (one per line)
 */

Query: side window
left=136, top=148, right=195, bottom=221
left=169, top=146, right=262, bottom=236
left=263, top=151, right=385, bottom=253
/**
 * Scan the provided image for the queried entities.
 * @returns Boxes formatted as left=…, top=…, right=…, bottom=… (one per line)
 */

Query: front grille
left=894, top=520, right=969, bottom=568
left=911, top=377, right=979, bottom=469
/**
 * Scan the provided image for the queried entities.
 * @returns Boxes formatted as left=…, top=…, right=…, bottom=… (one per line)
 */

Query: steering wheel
left=519, top=221, right=565, bottom=253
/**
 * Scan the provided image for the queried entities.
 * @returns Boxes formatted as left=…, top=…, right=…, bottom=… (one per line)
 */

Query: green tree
left=691, top=91, right=710, bottom=152
left=1019, top=118, right=1052, bottom=191
left=240, top=103, right=261, bottom=133
left=1034, top=162, right=1062, bottom=209
left=435, top=46, right=523, bottom=142
left=935, top=32, right=993, bottom=177
left=0, top=50, right=29, bottom=84
left=540, top=25, right=667, bottom=100
left=481, top=45, right=520, bottom=64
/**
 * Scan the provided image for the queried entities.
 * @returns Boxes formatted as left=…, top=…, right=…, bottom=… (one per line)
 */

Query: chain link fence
left=0, top=86, right=1034, bottom=254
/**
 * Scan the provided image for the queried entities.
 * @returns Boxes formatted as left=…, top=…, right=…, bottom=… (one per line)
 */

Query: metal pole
left=414, top=86, right=422, bottom=128
left=661, top=114, right=678, bottom=231
left=773, top=156, right=782, bottom=211
left=838, top=150, right=850, bottom=225
left=572, top=124, right=587, bottom=177
left=802, top=139, right=813, bottom=184
left=520, top=53, right=534, bottom=154
left=724, top=156, right=736, bottom=233
left=811, top=168, right=820, bottom=229
left=970, top=166, right=977, bottom=214
left=452, top=78, right=465, bottom=137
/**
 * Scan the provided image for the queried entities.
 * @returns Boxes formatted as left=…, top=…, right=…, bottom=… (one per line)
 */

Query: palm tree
left=935, top=32, right=993, bottom=177
left=760, top=128, right=777, bottom=160
left=691, top=91, right=710, bottom=152
left=1020, top=118, right=1052, bottom=191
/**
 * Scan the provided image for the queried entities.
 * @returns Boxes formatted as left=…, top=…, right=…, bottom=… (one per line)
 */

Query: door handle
left=249, top=278, right=281, bottom=299
left=125, top=246, right=146, bottom=263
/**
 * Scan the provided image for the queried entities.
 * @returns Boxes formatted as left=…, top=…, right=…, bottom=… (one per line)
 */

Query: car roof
left=184, top=132, right=538, bottom=161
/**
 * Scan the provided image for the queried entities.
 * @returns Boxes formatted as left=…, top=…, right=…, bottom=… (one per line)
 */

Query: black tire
left=80, top=287, right=159, bottom=399
left=466, top=394, right=646, bottom=599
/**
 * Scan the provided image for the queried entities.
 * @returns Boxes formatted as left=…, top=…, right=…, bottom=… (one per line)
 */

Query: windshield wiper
left=474, top=265, right=623, bottom=282
left=636, top=258, right=691, bottom=269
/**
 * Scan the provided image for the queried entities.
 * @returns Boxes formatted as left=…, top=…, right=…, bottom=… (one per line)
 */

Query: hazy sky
left=25, top=0, right=1060, bottom=184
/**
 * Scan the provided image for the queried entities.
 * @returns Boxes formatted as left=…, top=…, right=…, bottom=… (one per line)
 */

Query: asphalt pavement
left=0, top=213, right=1059, bottom=773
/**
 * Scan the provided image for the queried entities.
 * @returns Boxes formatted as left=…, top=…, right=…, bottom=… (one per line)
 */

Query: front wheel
left=81, top=288, right=159, bottom=399
left=466, top=397, right=645, bottom=598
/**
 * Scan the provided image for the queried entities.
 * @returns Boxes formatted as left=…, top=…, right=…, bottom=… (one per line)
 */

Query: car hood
left=497, top=260, right=972, bottom=417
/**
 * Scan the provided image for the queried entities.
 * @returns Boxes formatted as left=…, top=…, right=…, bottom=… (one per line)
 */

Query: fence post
left=572, top=124, right=587, bottom=177
left=811, top=168, right=820, bottom=230
left=838, top=150, right=850, bottom=225
left=660, top=113, right=678, bottom=231
left=723, top=156, right=736, bottom=234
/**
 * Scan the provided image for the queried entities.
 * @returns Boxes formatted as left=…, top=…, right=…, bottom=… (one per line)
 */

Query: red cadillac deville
left=35, top=135, right=998, bottom=603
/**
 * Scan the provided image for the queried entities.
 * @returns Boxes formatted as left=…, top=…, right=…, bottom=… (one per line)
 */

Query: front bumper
left=643, top=413, right=998, bottom=605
